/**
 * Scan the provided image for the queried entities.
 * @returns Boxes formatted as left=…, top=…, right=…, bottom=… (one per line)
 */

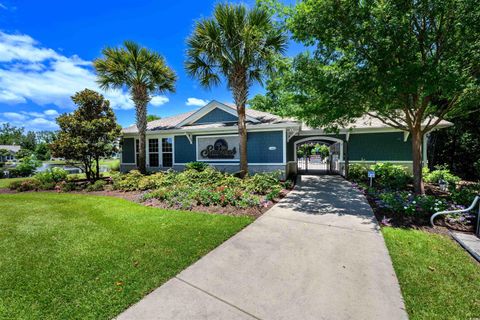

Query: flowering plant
left=377, top=191, right=448, bottom=216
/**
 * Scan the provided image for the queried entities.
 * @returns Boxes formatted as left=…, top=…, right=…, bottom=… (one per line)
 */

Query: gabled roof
left=122, top=101, right=294, bottom=134
left=122, top=101, right=453, bottom=134
left=300, top=113, right=453, bottom=132
left=0, top=145, right=21, bottom=153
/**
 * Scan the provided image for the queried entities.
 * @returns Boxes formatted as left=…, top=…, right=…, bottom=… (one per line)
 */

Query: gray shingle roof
left=122, top=103, right=453, bottom=134
left=301, top=113, right=452, bottom=131
left=122, top=104, right=293, bottom=134
left=0, top=145, right=21, bottom=153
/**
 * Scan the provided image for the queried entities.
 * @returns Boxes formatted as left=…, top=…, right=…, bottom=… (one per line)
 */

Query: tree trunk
left=132, top=86, right=149, bottom=174
left=231, top=72, right=249, bottom=178
left=95, top=156, right=100, bottom=181
left=84, top=158, right=91, bottom=181
left=411, top=126, right=425, bottom=195
left=237, top=106, right=248, bottom=178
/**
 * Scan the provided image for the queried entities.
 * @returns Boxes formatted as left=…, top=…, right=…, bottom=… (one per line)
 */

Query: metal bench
left=430, top=196, right=480, bottom=237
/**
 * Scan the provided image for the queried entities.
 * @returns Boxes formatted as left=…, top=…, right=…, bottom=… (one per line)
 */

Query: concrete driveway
left=117, top=175, right=408, bottom=320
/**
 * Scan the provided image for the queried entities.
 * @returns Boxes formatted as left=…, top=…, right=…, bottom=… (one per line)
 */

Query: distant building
left=0, top=145, right=21, bottom=162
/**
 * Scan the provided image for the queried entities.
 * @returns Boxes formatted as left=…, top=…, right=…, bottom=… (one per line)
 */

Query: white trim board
left=176, top=100, right=259, bottom=128
left=293, top=136, right=344, bottom=162
left=340, top=160, right=413, bottom=163
left=173, top=163, right=286, bottom=166
left=122, top=123, right=298, bottom=137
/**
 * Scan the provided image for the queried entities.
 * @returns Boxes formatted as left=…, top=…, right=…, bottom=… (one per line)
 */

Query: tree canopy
left=252, top=0, right=480, bottom=193
left=50, top=89, right=121, bottom=181
left=146, top=114, right=161, bottom=122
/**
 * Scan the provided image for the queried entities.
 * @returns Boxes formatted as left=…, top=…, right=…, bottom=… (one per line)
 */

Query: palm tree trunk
left=231, top=72, right=249, bottom=178
left=237, top=105, right=248, bottom=177
left=132, top=86, right=149, bottom=174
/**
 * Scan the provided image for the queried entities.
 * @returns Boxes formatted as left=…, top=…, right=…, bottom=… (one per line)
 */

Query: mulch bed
left=361, top=184, right=476, bottom=236
left=0, top=186, right=288, bottom=219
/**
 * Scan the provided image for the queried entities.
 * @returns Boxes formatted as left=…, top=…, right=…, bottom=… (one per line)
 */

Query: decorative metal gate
left=297, top=155, right=331, bottom=174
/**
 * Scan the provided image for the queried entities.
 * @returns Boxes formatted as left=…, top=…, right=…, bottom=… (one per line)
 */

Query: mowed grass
left=0, top=193, right=252, bottom=319
left=0, top=177, right=27, bottom=188
left=382, top=227, right=480, bottom=320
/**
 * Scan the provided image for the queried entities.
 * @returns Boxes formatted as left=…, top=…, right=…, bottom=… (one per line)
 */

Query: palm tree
left=94, top=41, right=176, bottom=173
left=185, top=4, right=287, bottom=177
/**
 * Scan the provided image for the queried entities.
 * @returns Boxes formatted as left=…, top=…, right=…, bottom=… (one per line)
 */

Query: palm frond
left=94, top=41, right=176, bottom=96
left=185, top=3, right=287, bottom=92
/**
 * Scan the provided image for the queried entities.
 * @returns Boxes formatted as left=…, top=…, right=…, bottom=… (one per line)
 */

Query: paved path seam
left=174, top=277, right=262, bottom=320
left=262, top=214, right=379, bottom=234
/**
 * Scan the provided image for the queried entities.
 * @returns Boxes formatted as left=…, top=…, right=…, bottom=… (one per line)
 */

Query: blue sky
left=0, top=0, right=304, bottom=132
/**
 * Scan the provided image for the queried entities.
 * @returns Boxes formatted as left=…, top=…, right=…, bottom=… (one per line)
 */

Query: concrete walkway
left=117, top=175, right=408, bottom=320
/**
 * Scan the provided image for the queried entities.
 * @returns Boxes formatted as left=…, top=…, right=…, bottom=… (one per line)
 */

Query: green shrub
left=424, top=164, right=461, bottom=188
left=56, top=181, right=78, bottom=192
left=266, top=185, right=282, bottom=201
left=283, top=179, right=294, bottom=190
left=67, top=173, right=83, bottom=181
left=348, top=163, right=368, bottom=183
left=177, top=167, right=225, bottom=186
left=185, top=161, right=209, bottom=172
left=115, top=167, right=285, bottom=209
left=450, top=183, right=480, bottom=206
left=85, top=180, right=106, bottom=192
left=9, top=178, right=42, bottom=191
left=244, top=171, right=282, bottom=194
left=109, top=160, right=120, bottom=172
left=111, top=170, right=143, bottom=191
left=35, top=167, right=68, bottom=184
left=137, top=172, right=172, bottom=190
left=371, top=162, right=411, bottom=190
left=13, top=155, right=41, bottom=177
left=378, top=191, right=448, bottom=216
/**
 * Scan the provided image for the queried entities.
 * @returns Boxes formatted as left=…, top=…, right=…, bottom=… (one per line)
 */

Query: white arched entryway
left=293, top=136, right=344, bottom=162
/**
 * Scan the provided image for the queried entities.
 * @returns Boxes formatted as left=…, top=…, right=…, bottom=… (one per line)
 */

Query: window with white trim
left=148, top=139, right=159, bottom=167
left=162, top=137, right=173, bottom=167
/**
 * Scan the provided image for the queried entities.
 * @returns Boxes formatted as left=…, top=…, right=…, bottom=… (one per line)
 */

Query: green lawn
left=0, top=193, right=252, bottom=319
left=99, top=158, right=120, bottom=169
left=383, top=227, right=480, bottom=320
left=0, top=177, right=27, bottom=188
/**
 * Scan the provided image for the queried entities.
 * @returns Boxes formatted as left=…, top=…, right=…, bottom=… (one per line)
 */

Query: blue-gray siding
left=286, top=132, right=413, bottom=162
left=122, top=138, right=135, bottom=163
left=173, top=131, right=284, bottom=164
left=193, top=108, right=238, bottom=124
left=247, top=131, right=283, bottom=163
left=348, top=132, right=412, bottom=161
left=174, top=135, right=196, bottom=163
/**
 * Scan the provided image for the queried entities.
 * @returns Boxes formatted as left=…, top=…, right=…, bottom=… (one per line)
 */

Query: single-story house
left=120, top=100, right=451, bottom=176
left=0, top=145, right=21, bottom=162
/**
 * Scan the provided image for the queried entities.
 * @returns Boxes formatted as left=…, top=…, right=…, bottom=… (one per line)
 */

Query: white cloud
left=2, top=112, right=28, bottom=121
left=0, top=31, right=134, bottom=110
left=0, top=3, right=7, bottom=10
left=27, top=117, right=58, bottom=130
left=0, top=110, right=60, bottom=131
left=0, top=89, right=26, bottom=104
left=150, top=95, right=169, bottom=107
left=186, top=97, right=209, bottom=107
left=44, top=109, right=59, bottom=117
